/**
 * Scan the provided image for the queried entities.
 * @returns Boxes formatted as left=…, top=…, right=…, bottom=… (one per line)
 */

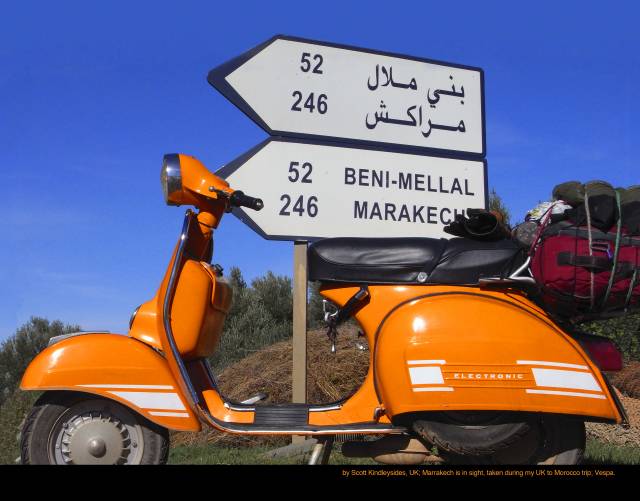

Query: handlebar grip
left=230, top=191, right=264, bottom=211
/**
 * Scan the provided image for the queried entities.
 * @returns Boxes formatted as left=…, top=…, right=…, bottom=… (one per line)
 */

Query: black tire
left=443, top=414, right=585, bottom=465
left=21, top=391, right=170, bottom=465
left=412, top=411, right=533, bottom=456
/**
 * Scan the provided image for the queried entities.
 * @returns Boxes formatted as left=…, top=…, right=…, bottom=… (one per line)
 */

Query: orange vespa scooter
left=19, top=153, right=627, bottom=465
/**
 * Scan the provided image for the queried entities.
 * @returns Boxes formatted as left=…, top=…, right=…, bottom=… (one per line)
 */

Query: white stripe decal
left=517, top=360, right=589, bottom=370
left=409, top=366, right=445, bottom=385
left=149, top=411, right=190, bottom=418
left=78, top=384, right=174, bottom=390
left=413, top=387, right=454, bottom=392
left=531, top=368, right=601, bottom=392
left=526, top=389, right=606, bottom=399
left=108, top=391, right=186, bottom=410
left=407, top=360, right=446, bottom=365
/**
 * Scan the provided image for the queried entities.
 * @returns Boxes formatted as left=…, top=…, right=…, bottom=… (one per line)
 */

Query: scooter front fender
left=374, top=290, right=623, bottom=423
left=20, top=333, right=201, bottom=431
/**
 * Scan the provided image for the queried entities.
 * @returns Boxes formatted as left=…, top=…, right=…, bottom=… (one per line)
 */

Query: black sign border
left=216, top=137, right=489, bottom=242
left=208, top=34, right=487, bottom=160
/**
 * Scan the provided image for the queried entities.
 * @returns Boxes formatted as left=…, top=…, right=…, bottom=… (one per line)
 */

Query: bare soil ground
left=586, top=387, right=640, bottom=447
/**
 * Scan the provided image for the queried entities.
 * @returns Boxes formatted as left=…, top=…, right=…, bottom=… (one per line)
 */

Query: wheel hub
left=52, top=401, right=144, bottom=465
left=60, top=413, right=130, bottom=464
left=87, top=438, right=107, bottom=458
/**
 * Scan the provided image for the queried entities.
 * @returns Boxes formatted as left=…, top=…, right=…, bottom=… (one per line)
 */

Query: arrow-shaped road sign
left=209, top=36, right=485, bottom=158
left=217, top=138, right=487, bottom=241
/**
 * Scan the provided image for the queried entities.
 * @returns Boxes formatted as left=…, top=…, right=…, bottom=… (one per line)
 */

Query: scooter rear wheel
left=442, top=414, right=585, bottom=465
left=411, top=411, right=533, bottom=456
left=20, top=391, right=170, bottom=465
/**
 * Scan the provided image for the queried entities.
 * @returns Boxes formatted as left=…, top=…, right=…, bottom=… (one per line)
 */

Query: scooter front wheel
left=20, top=391, right=170, bottom=465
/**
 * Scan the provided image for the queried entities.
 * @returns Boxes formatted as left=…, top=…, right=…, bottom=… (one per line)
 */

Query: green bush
left=0, top=317, right=79, bottom=464
left=583, top=313, right=640, bottom=361
left=208, top=267, right=294, bottom=373
left=488, top=188, right=511, bottom=226
left=0, top=317, right=79, bottom=407
left=0, top=389, right=39, bottom=464
left=307, top=280, right=326, bottom=329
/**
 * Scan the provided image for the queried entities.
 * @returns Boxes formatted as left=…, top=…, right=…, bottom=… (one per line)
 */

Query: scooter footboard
left=20, top=333, right=201, bottom=431
left=374, top=291, right=623, bottom=423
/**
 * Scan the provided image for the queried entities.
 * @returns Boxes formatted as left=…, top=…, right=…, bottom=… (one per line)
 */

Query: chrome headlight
left=129, top=304, right=141, bottom=329
left=161, top=154, right=183, bottom=205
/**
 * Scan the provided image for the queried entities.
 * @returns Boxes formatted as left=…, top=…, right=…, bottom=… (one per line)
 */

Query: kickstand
left=307, top=436, right=335, bottom=465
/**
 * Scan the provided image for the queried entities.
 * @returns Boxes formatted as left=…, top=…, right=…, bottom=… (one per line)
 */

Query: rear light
left=580, top=337, right=623, bottom=371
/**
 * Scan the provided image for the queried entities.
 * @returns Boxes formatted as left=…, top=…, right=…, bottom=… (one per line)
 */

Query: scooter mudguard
left=20, top=332, right=201, bottom=431
left=374, top=289, right=622, bottom=422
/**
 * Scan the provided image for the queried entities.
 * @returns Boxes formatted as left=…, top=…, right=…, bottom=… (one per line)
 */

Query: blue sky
left=1, top=1, right=638, bottom=340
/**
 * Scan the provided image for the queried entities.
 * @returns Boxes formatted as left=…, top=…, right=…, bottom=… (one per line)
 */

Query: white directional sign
left=217, top=139, right=487, bottom=240
left=209, top=35, right=485, bottom=157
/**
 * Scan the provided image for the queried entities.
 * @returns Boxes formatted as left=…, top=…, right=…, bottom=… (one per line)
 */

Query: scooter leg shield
left=373, top=290, right=622, bottom=423
left=20, top=333, right=201, bottom=431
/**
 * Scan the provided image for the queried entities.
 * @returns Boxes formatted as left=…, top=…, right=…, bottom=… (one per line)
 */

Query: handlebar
left=230, top=190, right=264, bottom=211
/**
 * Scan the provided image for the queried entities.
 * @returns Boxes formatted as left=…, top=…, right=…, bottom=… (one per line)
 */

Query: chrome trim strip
left=224, top=403, right=255, bottom=412
left=162, top=211, right=201, bottom=407
left=48, top=331, right=111, bottom=347
left=240, top=393, right=267, bottom=405
left=222, top=403, right=342, bottom=413
left=77, top=384, right=174, bottom=390
left=309, top=405, right=342, bottom=412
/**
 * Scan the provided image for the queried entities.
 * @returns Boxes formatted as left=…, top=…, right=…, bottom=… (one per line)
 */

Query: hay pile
left=609, top=362, right=640, bottom=399
left=173, top=324, right=368, bottom=447
left=173, top=326, right=640, bottom=450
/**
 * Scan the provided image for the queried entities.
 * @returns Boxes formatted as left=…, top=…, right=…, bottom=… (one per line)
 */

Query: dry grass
left=173, top=326, right=640, bottom=452
left=609, top=361, right=640, bottom=399
left=172, top=325, right=369, bottom=448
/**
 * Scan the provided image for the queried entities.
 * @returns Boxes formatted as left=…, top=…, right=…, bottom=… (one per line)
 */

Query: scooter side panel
left=373, top=290, right=622, bottom=422
left=20, top=333, right=201, bottom=431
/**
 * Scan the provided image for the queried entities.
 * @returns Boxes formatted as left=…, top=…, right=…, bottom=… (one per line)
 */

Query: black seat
left=308, top=237, right=525, bottom=285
